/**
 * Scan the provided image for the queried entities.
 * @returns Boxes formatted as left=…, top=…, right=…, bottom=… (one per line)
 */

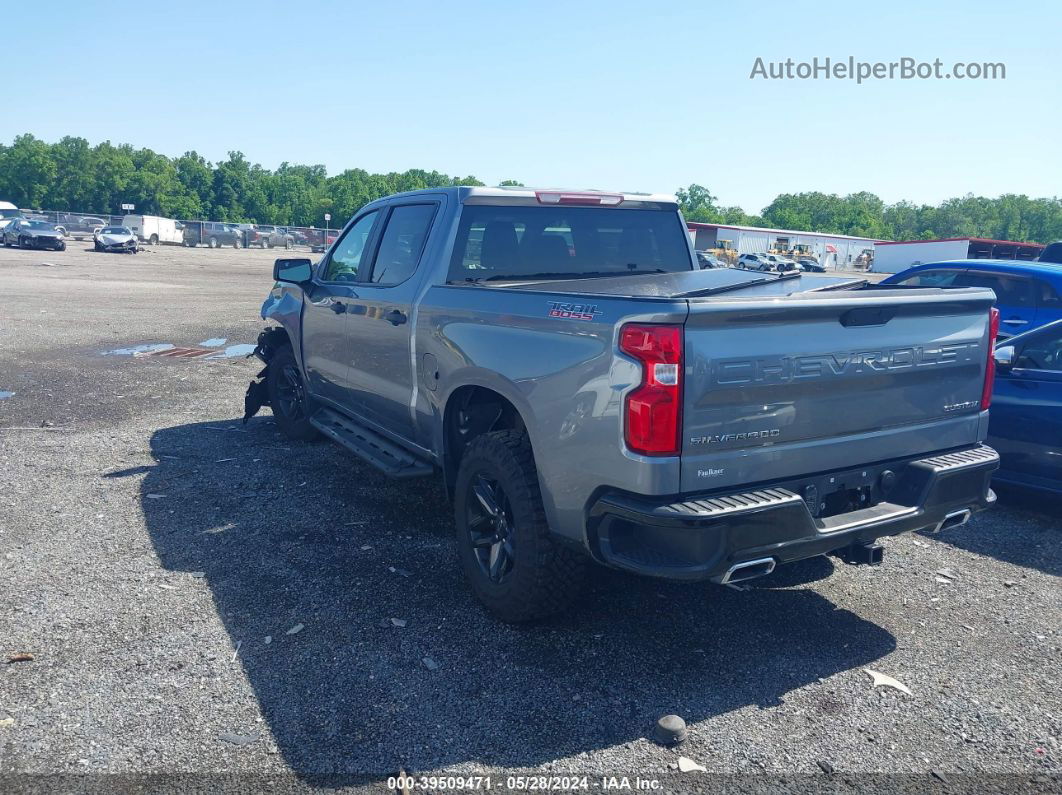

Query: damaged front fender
left=242, top=327, right=291, bottom=423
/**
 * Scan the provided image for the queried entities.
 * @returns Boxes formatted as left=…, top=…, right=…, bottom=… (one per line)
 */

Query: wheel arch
left=442, top=384, right=531, bottom=498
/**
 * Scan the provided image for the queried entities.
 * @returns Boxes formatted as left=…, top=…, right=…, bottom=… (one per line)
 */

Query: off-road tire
left=454, top=430, right=584, bottom=622
left=266, top=344, right=319, bottom=441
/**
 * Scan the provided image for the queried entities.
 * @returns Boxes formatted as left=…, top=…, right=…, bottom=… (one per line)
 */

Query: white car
left=737, top=253, right=770, bottom=271
left=93, top=225, right=139, bottom=254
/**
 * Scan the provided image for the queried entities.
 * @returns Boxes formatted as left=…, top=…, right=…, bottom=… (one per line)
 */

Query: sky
left=3, top=0, right=1058, bottom=214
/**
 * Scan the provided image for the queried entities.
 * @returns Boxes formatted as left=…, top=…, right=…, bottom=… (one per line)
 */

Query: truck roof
left=903, top=259, right=1062, bottom=280
left=372, top=185, right=678, bottom=206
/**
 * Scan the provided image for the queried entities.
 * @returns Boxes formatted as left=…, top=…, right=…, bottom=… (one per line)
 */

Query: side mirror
left=273, top=258, right=313, bottom=284
left=993, top=345, right=1015, bottom=370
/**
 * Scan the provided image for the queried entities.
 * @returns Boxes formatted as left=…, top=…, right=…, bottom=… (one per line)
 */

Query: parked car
left=58, top=215, right=107, bottom=239
left=760, top=253, right=797, bottom=272
left=121, top=215, right=182, bottom=245
left=882, top=260, right=1062, bottom=338
left=0, top=200, right=20, bottom=220
left=182, top=221, right=243, bottom=248
left=798, top=258, right=826, bottom=273
left=256, top=225, right=296, bottom=249
left=241, top=186, right=999, bottom=622
left=2, top=218, right=66, bottom=250
left=1037, top=241, right=1062, bottom=264
left=736, top=253, right=769, bottom=270
left=988, top=319, right=1062, bottom=494
left=93, top=225, right=139, bottom=253
left=696, top=251, right=726, bottom=269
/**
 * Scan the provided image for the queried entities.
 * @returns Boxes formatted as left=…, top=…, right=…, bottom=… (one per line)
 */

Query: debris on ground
left=389, top=567, right=412, bottom=577
left=421, top=657, right=439, bottom=671
left=864, top=668, right=913, bottom=696
left=218, top=732, right=259, bottom=746
left=935, top=568, right=957, bottom=580
left=189, top=571, right=205, bottom=578
left=651, top=714, right=687, bottom=745
left=7, top=653, right=34, bottom=664
left=0, top=718, right=14, bottom=728
left=677, top=756, right=706, bottom=773
left=387, top=618, right=407, bottom=627
left=263, top=636, right=272, bottom=645
left=286, top=623, right=304, bottom=636
left=817, top=760, right=834, bottom=774
left=1004, top=580, right=1017, bottom=588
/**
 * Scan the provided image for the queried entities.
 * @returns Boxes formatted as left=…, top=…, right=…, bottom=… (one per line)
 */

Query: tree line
left=1, top=133, right=1059, bottom=242
left=677, top=184, right=1062, bottom=244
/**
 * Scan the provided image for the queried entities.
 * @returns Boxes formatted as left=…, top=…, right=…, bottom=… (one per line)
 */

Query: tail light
left=620, top=324, right=683, bottom=456
left=980, top=307, right=1000, bottom=411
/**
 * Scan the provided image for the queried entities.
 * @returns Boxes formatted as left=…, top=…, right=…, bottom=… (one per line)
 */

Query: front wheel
left=285, top=239, right=292, bottom=250
left=149, top=234, right=159, bottom=246
left=265, top=345, right=320, bottom=441
left=208, top=237, right=218, bottom=248
left=454, top=430, right=584, bottom=622
left=57, top=241, right=66, bottom=251
left=233, top=237, right=242, bottom=249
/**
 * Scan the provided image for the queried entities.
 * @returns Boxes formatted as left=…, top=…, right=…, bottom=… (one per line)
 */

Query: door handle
left=385, top=309, right=407, bottom=326
left=330, top=300, right=347, bottom=314
left=1002, top=318, right=1028, bottom=326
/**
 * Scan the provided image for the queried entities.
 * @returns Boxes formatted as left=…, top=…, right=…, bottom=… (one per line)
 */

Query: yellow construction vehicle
left=705, top=238, right=737, bottom=266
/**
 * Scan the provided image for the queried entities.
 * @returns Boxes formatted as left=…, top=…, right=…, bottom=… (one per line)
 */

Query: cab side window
left=1015, top=326, right=1062, bottom=372
left=323, top=210, right=379, bottom=282
left=955, top=272, right=1035, bottom=306
left=897, top=269, right=958, bottom=287
left=369, top=204, right=437, bottom=285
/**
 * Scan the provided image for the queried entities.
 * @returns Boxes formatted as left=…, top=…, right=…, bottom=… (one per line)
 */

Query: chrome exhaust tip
left=720, top=557, right=776, bottom=585
left=933, top=509, right=972, bottom=533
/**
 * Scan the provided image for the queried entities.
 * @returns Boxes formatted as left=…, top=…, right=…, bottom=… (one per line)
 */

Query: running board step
left=310, top=407, right=433, bottom=478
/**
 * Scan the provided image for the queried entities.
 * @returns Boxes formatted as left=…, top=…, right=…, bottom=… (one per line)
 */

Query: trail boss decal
left=548, top=301, right=602, bottom=321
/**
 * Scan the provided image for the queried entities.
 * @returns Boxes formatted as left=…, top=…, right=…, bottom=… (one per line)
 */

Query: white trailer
left=121, top=215, right=183, bottom=245
left=871, top=237, right=1045, bottom=273
left=871, top=240, right=971, bottom=273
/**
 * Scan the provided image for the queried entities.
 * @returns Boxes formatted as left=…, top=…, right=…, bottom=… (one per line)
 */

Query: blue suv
left=882, top=260, right=1062, bottom=337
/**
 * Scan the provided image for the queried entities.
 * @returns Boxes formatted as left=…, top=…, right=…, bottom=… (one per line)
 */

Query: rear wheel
left=454, top=430, right=584, bottom=622
left=208, top=237, right=218, bottom=249
left=285, top=239, right=293, bottom=250
left=233, top=237, right=242, bottom=249
left=266, top=345, right=320, bottom=441
left=57, top=241, right=66, bottom=251
left=149, top=234, right=159, bottom=246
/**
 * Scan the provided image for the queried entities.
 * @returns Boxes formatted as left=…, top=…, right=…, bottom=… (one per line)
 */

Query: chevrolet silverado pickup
left=244, top=186, right=1000, bottom=622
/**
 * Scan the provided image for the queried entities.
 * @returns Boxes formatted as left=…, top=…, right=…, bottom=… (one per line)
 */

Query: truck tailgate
left=680, top=289, right=995, bottom=493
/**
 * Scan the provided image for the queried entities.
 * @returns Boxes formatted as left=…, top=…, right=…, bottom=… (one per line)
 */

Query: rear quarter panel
left=416, top=285, right=688, bottom=544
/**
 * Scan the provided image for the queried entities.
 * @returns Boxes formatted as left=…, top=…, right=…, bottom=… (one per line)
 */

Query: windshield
left=447, top=205, right=692, bottom=282
left=101, top=227, right=131, bottom=234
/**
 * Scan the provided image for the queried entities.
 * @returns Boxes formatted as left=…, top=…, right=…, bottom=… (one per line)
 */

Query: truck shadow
left=920, top=486, right=1061, bottom=576
left=137, top=419, right=896, bottom=776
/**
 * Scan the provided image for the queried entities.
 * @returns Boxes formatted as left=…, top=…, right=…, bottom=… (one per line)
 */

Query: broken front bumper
left=587, top=445, right=998, bottom=582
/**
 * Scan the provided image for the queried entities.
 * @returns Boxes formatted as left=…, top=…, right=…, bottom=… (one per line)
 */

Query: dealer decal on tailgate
left=547, top=301, right=602, bottom=321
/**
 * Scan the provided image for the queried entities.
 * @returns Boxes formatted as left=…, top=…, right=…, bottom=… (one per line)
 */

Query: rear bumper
left=587, top=445, right=998, bottom=582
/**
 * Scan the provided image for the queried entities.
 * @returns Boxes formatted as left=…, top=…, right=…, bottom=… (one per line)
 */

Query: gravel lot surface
left=0, top=243, right=1058, bottom=792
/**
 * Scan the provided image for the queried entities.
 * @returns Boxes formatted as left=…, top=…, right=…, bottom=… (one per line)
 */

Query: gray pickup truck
left=244, top=186, right=1000, bottom=622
